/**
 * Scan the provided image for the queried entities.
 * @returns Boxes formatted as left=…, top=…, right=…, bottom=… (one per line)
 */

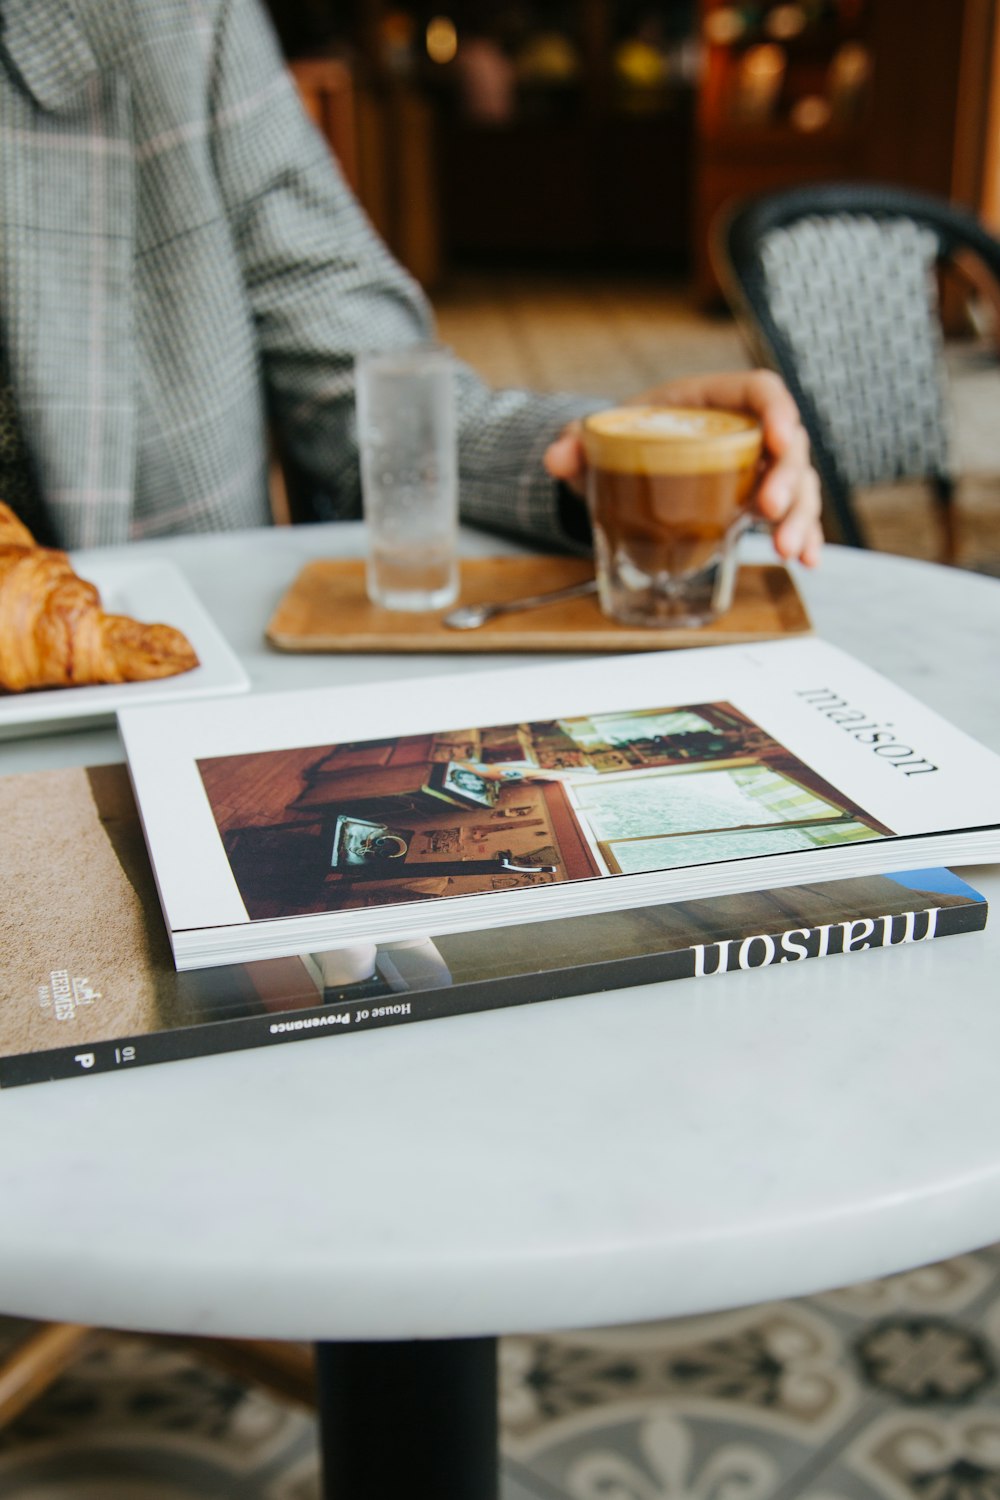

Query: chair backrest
left=713, top=183, right=1000, bottom=546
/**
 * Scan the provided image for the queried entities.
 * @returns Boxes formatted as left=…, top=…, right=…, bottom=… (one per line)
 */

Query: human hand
left=544, top=370, right=823, bottom=567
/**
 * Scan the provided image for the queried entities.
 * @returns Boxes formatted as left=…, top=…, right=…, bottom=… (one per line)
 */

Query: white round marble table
left=1, top=525, right=999, bottom=1497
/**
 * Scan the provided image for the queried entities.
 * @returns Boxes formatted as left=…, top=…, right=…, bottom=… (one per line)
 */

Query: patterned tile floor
left=6, top=1246, right=1000, bottom=1497
left=500, top=1248, right=1000, bottom=1500
left=2, top=273, right=999, bottom=1497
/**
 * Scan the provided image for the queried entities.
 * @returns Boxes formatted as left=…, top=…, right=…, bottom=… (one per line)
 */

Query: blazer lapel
left=0, top=0, right=99, bottom=111
left=0, top=0, right=138, bottom=547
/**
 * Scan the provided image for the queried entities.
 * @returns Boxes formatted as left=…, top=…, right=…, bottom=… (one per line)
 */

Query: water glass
left=355, top=346, right=459, bottom=611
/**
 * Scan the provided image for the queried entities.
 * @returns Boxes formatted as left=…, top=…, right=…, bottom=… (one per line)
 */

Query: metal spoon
left=442, top=577, right=598, bottom=630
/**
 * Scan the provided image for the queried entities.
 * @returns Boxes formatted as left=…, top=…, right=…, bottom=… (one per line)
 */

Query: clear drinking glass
left=355, top=346, right=459, bottom=611
left=581, top=406, right=763, bottom=628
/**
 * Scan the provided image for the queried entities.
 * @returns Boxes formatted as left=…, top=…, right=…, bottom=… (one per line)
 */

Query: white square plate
left=0, top=555, right=250, bottom=739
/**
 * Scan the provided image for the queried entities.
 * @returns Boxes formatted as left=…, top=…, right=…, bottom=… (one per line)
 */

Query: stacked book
left=2, top=638, right=997, bottom=1086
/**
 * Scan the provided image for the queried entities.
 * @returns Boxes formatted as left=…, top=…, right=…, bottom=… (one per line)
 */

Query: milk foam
left=582, top=406, right=763, bottom=475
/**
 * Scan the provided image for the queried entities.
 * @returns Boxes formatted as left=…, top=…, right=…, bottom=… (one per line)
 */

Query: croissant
left=0, top=501, right=199, bottom=692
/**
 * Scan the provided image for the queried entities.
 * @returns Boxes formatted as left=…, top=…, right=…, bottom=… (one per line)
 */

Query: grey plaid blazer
left=0, top=0, right=601, bottom=549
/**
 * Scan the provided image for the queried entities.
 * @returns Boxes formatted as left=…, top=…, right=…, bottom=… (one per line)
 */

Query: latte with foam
left=581, top=406, right=763, bottom=627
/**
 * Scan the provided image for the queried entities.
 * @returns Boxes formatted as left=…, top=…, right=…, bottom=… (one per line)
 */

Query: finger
left=741, top=370, right=801, bottom=452
left=543, top=425, right=585, bottom=486
left=756, top=421, right=812, bottom=521
left=780, top=511, right=824, bottom=568
left=800, top=518, right=825, bottom=567
left=693, top=369, right=801, bottom=456
left=772, top=466, right=824, bottom=563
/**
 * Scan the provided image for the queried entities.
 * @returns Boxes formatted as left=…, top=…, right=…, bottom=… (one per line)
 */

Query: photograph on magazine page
left=196, top=700, right=891, bottom=922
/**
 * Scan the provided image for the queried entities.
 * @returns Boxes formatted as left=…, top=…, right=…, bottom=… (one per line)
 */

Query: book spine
left=0, top=898, right=985, bottom=1088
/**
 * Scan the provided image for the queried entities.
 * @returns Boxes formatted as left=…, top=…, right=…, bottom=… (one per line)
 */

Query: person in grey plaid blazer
left=0, top=0, right=822, bottom=563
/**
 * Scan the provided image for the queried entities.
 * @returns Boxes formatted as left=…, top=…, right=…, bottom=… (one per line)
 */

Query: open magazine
left=0, top=766, right=987, bottom=1088
left=115, top=638, right=1000, bottom=970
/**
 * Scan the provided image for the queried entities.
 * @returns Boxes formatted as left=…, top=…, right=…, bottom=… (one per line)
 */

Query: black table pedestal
left=315, top=1336, right=499, bottom=1499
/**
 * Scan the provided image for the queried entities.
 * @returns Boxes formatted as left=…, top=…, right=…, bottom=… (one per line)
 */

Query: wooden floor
left=433, top=271, right=748, bottom=398
left=432, top=271, right=1000, bottom=575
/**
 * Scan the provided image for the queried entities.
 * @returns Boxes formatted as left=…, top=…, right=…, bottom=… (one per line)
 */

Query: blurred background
left=264, top=0, right=1000, bottom=570
left=263, top=0, right=999, bottom=297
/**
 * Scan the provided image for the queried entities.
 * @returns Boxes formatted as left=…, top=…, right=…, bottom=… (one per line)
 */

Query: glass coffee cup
left=581, top=405, right=764, bottom=628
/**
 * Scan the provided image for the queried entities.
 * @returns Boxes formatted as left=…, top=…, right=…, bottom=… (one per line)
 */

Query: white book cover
left=115, top=639, right=1000, bottom=970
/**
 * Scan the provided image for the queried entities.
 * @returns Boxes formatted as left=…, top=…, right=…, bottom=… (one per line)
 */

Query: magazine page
left=116, top=639, right=1000, bottom=967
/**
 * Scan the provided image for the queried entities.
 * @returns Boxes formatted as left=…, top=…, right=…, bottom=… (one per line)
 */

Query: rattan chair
left=712, top=182, right=1000, bottom=555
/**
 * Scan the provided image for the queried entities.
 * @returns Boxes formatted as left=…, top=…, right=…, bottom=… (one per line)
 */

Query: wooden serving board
left=266, top=556, right=812, bottom=654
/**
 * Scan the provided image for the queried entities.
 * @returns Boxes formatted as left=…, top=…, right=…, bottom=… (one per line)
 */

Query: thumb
left=544, top=423, right=585, bottom=488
